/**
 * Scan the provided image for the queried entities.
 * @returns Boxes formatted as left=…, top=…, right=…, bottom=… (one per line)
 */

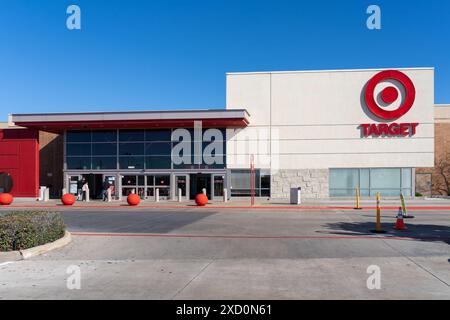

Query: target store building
left=1, top=67, right=439, bottom=200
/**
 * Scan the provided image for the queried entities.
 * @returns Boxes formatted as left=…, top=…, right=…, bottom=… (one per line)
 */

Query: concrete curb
left=0, top=251, right=22, bottom=264
left=19, top=231, right=72, bottom=260
left=1, top=232, right=71, bottom=263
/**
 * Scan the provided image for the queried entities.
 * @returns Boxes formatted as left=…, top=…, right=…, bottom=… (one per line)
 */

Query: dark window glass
left=261, top=174, right=271, bottom=189
left=122, top=175, right=136, bottom=186
left=146, top=129, right=171, bottom=141
left=66, top=131, right=91, bottom=142
left=119, top=130, right=145, bottom=142
left=158, top=188, right=170, bottom=197
left=119, top=143, right=145, bottom=155
left=145, top=156, right=171, bottom=169
left=230, top=169, right=267, bottom=197
left=67, top=157, right=91, bottom=170
left=92, top=143, right=117, bottom=156
left=66, top=143, right=91, bottom=156
left=138, top=176, right=145, bottom=186
left=198, top=162, right=226, bottom=169
left=119, top=156, right=144, bottom=169
left=92, top=157, right=117, bottom=170
left=92, top=130, right=117, bottom=142
left=145, top=142, right=172, bottom=156
left=146, top=175, right=155, bottom=185
left=155, top=175, right=170, bottom=186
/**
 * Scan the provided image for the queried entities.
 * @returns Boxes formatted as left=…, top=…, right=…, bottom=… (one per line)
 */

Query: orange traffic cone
left=394, top=207, right=407, bottom=230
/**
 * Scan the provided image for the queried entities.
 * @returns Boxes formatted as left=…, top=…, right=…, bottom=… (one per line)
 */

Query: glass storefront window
left=119, top=143, right=145, bottom=156
left=119, top=130, right=145, bottom=142
left=67, top=131, right=91, bottom=142
left=155, top=175, right=170, bottom=186
left=67, top=157, right=91, bottom=170
left=230, top=169, right=269, bottom=197
left=145, top=129, right=171, bottom=141
left=92, top=130, right=117, bottom=143
left=145, top=142, right=172, bottom=156
left=329, top=169, right=359, bottom=190
left=92, top=143, right=117, bottom=156
left=66, top=143, right=91, bottom=156
left=370, top=169, right=401, bottom=189
left=119, top=156, right=144, bottom=169
left=122, top=175, right=137, bottom=186
left=92, top=157, right=117, bottom=170
left=329, top=168, right=412, bottom=197
left=146, top=156, right=171, bottom=169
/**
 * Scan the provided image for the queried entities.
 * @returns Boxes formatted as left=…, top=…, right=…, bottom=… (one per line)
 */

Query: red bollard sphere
left=0, top=193, right=13, bottom=205
left=127, top=193, right=141, bottom=206
left=195, top=193, right=208, bottom=206
left=61, top=193, right=76, bottom=206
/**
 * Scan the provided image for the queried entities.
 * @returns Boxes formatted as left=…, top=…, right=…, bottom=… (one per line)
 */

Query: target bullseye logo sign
left=360, top=70, right=419, bottom=138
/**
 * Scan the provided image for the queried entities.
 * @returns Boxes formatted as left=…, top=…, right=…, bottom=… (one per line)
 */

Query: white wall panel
left=226, top=68, right=435, bottom=169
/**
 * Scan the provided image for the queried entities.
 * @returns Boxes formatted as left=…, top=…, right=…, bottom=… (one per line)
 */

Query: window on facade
left=145, top=142, right=172, bottom=156
left=146, top=156, right=171, bottom=169
left=92, top=157, right=117, bottom=170
left=67, top=157, right=91, bottom=170
left=66, top=143, right=91, bottom=156
left=66, top=131, right=91, bottom=142
left=329, top=168, right=412, bottom=197
left=119, top=130, right=145, bottom=142
left=66, top=128, right=227, bottom=171
left=92, top=143, right=116, bottom=156
left=122, top=175, right=137, bottom=186
left=155, top=175, right=170, bottom=186
left=119, top=143, right=145, bottom=156
left=230, top=169, right=270, bottom=197
left=119, top=156, right=145, bottom=169
left=92, top=130, right=117, bottom=143
left=145, top=129, right=171, bottom=141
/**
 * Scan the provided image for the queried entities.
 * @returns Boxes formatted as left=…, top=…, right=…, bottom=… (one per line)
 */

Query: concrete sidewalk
left=2, top=197, right=450, bottom=210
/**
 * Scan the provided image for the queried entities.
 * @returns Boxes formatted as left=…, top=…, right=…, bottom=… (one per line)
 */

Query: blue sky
left=0, top=0, right=449, bottom=120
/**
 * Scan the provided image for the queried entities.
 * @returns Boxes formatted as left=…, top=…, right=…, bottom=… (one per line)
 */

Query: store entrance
left=189, top=174, right=211, bottom=200
left=82, top=174, right=103, bottom=199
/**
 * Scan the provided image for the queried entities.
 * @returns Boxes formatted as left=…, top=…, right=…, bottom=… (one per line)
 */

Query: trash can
left=290, top=187, right=302, bottom=205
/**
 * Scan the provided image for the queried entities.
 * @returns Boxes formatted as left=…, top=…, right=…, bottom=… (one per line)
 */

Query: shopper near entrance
left=76, top=179, right=84, bottom=201
left=102, top=178, right=111, bottom=202
left=81, top=179, right=89, bottom=201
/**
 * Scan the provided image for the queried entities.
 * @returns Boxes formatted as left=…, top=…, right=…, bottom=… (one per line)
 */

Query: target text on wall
left=360, top=70, right=418, bottom=138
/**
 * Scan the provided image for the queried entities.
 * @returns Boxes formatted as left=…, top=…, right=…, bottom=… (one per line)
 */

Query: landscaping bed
left=0, top=210, right=66, bottom=252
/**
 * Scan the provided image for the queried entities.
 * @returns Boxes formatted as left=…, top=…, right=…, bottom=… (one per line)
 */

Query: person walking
left=82, top=179, right=89, bottom=201
left=76, top=179, right=84, bottom=201
left=102, top=177, right=111, bottom=201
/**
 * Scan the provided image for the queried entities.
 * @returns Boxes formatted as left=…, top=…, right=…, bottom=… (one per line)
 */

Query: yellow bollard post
left=400, top=193, right=414, bottom=219
left=354, top=187, right=362, bottom=210
left=371, top=192, right=386, bottom=233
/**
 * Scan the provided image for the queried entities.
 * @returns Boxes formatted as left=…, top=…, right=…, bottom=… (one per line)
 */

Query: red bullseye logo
left=365, top=70, right=416, bottom=120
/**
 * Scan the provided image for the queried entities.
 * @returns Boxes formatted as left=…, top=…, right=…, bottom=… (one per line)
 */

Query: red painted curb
left=70, top=232, right=449, bottom=242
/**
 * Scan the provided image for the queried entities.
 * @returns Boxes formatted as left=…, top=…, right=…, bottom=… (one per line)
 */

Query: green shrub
left=0, top=210, right=65, bottom=252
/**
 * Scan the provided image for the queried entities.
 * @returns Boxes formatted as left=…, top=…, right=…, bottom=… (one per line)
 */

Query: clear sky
left=0, top=0, right=449, bottom=120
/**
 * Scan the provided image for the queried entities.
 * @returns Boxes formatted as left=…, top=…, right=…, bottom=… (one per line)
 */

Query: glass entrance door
left=68, top=175, right=82, bottom=196
left=175, top=175, right=188, bottom=201
left=212, top=174, right=225, bottom=200
left=189, top=174, right=211, bottom=200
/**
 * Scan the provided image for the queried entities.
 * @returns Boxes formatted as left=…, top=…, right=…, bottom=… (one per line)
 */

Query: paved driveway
left=0, top=207, right=449, bottom=299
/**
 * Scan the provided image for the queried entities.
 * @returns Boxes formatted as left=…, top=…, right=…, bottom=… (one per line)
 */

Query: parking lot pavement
left=0, top=208, right=449, bottom=299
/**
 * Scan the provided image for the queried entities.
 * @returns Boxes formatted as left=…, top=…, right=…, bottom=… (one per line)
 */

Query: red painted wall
left=0, top=128, right=39, bottom=197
